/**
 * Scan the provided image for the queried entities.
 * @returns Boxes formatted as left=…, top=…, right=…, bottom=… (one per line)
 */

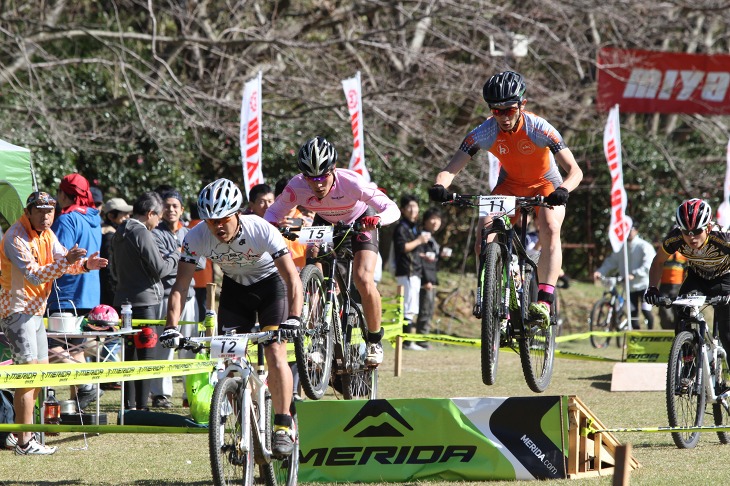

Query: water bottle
left=121, top=300, right=133, bottom=330
left=203, top=310, right=217, bottom=331
left=44, top=388, right=61, bottom=435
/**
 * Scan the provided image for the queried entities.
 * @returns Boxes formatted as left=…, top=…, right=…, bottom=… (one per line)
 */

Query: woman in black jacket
left=111, top=192, right=178, bottom=410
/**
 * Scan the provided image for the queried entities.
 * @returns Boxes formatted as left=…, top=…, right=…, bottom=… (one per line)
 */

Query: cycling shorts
left=0, top=314, right=49, bottom=363
left=218, top=273, right=288, bottom=335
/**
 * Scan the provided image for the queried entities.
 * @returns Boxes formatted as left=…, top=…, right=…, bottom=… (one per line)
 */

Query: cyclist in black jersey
left=645, top=198, right=730, bottom=350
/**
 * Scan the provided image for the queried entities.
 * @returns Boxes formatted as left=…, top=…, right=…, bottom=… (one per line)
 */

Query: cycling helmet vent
left=197, top=178, right=243, bottom=219
left=482, top=71, right=526, bottom=107
left=297, top=136, right=338, bottom=177
left=676, top=198, right=712, bottom=231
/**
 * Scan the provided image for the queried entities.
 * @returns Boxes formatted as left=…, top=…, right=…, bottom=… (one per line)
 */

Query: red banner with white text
left=597, top=48, right=730, bottom=114
left=604, top=105, right=630, bottom=253
left=342, top=72, right=370, bottom=182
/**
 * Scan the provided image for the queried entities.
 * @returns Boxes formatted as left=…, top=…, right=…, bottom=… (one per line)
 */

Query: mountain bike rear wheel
left=480, top=243, right=503, bottom=386
left=260, top=392, right=299, bottom=486
left=666, top=331, right=705, bottom=449
left=518, top=265, right=555, bottom=393
left=713, top=353, right=730, bottom=445
left=209, top=376, right=254, bottom=486
left=339, top=303, right=378, bottom=399
left=295, top=265, right=333, bottom=400
left=588, top=298, right=613, bottom=349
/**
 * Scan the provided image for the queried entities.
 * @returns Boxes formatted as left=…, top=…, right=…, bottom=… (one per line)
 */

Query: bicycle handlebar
left=174, top=328, right=299, bottom=352
left=441, top=194, right=553, bottom=210
left=279, top=220, right=380, bottom=242
left=655, top=294, right=730, bottom=308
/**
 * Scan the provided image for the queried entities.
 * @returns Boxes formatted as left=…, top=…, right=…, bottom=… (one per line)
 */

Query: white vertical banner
left=342, top=72, right=369, bottom=182
left=240, top=71, right=264, bottom=197
left=717, top=138, right=730, bottom=227
left=604, top=104, right=629, bottom=253
left=487, top=152, right=500, bottom=191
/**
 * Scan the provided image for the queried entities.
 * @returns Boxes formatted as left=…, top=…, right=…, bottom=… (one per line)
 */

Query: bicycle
left=443, top=193, right=556, bottom=393
left=282, top=221, right=378, bottom=401
left=174, top=330, right=299, bottom=486
left=588, top=276, right=629, bottom=349
left=655, top=293, right=730, bottom=449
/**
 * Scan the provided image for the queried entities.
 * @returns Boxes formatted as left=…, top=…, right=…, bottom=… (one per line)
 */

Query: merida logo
left=301, top=400, right=476, bottom=466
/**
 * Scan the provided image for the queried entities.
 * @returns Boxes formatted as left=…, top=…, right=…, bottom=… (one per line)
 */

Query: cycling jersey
left=662, top=226, right=730, bottom=280
left=0, top=214, right=86, bottom=317
left=264, top=169, right=400, bottom=226
left=180, top=214, right=289, bottom=286
left=459, top=111, right=566, bottom=192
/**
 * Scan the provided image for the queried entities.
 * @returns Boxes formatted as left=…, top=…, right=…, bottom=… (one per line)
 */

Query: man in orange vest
left=658, top=251, right=687, bottom=329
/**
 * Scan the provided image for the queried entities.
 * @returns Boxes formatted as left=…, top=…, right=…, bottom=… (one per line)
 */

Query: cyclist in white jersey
left=265, top=136, right=400, bottom=366
left=162, top=178, right=302, bottom=457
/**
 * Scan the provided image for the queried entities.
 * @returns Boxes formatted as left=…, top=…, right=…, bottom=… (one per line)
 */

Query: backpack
left=0, top=389, right=14, bottom=444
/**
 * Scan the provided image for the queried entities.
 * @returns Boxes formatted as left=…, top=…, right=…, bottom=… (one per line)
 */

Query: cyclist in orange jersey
left=429, top=71, right=583, bottom=326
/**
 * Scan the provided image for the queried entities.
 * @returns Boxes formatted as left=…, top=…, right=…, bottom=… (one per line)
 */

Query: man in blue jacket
left=47, top=173, right=103, bottom=410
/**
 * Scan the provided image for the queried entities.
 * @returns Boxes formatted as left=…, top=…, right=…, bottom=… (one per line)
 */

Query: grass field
left=1, top=276, right=729, bottom=485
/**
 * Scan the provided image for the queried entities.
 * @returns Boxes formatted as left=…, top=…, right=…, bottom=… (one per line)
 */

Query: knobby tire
left=589, top=298, right=613, bottom=349
left=518, top=265, right=555, bottom=393
left=666, top=331, right=705, bottom=449
left=480, top=243, right=503, bottom=386
left=713, top=353, right=730, bottom=445
left=338, top=303, right=378, bottom=399
left=295, top=265, right=333, bottom=400
left=260, top=392, right=299, bottom=486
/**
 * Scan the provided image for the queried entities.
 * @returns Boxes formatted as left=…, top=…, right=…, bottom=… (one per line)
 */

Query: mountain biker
left=161, top=178, right=302, bottom=457
left=645, top=198, right=730, bottom=351
left=428, top=71, right=583, bottom=326
left=265, top=136, right=400, bottom=366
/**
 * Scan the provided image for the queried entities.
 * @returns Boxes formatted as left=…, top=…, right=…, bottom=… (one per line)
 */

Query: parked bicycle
left=589, top=276, right=629, bottom=349
left=654, top=293, right=730, bottom=449
left=173, top=330, right=299, bottom=486
left=443, top=194, right=556, bottom=393
left=282, top=222, right=377, bottom=400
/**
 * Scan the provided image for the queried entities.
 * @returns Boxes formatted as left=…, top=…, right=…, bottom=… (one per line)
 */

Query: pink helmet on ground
left=87, top=304, right=119, bottom=325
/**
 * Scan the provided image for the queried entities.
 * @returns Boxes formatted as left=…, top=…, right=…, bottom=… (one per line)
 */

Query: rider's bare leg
left=353, top=249, right=381, bottom=333
left=536, top=204, right=566, bottom=288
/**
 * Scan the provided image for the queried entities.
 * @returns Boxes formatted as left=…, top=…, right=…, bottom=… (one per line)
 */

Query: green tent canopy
left=0, top=139, right=36, bottom=228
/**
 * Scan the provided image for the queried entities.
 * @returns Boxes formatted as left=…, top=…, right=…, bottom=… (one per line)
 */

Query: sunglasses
left=681, top=227, right=706, bottom=237
left=206, top=214, right=235, bottom=226
left=490, top=106, right=520, bottom=117
left=304, top=172, right=332, bottom=182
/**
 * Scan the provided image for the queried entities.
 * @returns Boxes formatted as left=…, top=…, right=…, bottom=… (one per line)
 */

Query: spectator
left=658, top=251, right=688, bottom=330
left=47, top=173, right=103, bottom=411
left=90, top=186, right=104, bottom=222
left=111, top=191, right=179, bottom=411
left=151, top=190, right=199, bottom=408
left=99, top=198, right=133, bottom=305
left=187, top=202, right=215, bottom=320
left=0, top=191, right=106, bottom=455
left=273, top=177, right=309, bottom=270
left=393, top=194, right=430, bottom=350
left=416, top=207, right=445, bottom=349
left=593, top=217, right=656, bottom=330
left=246, top=183, right=275, bottom=217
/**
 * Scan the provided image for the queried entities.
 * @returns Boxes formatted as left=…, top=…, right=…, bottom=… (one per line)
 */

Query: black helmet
left=297, top=136, right=338, bottom=177
left=482, top=71, right=526, bottom=106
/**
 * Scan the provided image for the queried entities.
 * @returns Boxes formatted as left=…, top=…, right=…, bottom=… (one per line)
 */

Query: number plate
left=478, top=196, right=516, bottom=218
left=674, top=295, right=706, bottom=306
left=210, top=336, right=249, bottom=359
left=297, top=225, right=334, bottom=244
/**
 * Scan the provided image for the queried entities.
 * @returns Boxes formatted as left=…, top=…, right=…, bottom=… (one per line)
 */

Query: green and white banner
left=298, top=396, right=568, bottom=482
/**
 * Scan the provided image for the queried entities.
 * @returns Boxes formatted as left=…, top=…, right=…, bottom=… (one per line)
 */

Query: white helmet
left=297, top=136, right=338, bottom=177
left=197, top=178, right=243, bottom=219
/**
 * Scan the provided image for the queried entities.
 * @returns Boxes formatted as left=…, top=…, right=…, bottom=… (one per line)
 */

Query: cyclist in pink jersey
left=265, top=136, right=400, bottom=365
left=429, top=71, right=583, bottom=326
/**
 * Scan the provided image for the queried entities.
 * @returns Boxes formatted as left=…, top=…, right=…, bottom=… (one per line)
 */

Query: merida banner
left=597, top=47, right=730, bottom=114
left=624, top=330, right=674, bottom=363
left=297, top=397, right=568, bottom=482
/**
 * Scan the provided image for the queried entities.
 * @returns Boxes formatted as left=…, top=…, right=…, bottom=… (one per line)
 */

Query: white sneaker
left=15, top=437, right=57, bottom=455
left=403, top=342, right=426, bottom=351
left=5, top=432, right=40, bottom=450
left=365, top=342, right=384, bottom=366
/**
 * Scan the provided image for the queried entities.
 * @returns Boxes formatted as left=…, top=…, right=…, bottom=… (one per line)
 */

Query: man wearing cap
left=593, top=217, right=657, bottom=330
left=100, top=197, right=133, bottom=306
left=0, top=192, right=107, bottom=455
left=90, top=186, right=104, bottom=222
left=151, top=189, right=199, bottom=408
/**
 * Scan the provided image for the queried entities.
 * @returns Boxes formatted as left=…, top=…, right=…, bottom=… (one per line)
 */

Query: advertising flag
left=717, top=138, right=730, bottom=227
left=604, top=104, right=630, bottom=252
left=240, top=72, right=264, bottom=197
left=342, top=72, right=369, bottom=182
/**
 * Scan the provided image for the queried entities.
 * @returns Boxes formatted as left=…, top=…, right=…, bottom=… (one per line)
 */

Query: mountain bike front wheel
left=588, top=298, right=613, bottom=349
left=295, top=265, right=333, bottom=400
left=259, top=392, right=299, bottom=486
left=480, top=243, right=503, bottom=386
left=338, top=303, right=378, bottom=400
left=518, top=265, right=555, bottom=393
left=209, top=376, right=254, bottom=486
left=666, top=331, right=705, bottom=449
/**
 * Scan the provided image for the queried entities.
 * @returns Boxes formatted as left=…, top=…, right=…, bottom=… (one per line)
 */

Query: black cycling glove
left=545, top=187, right=570, bottom=206
left=428, top=184, right=452, bottom=202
